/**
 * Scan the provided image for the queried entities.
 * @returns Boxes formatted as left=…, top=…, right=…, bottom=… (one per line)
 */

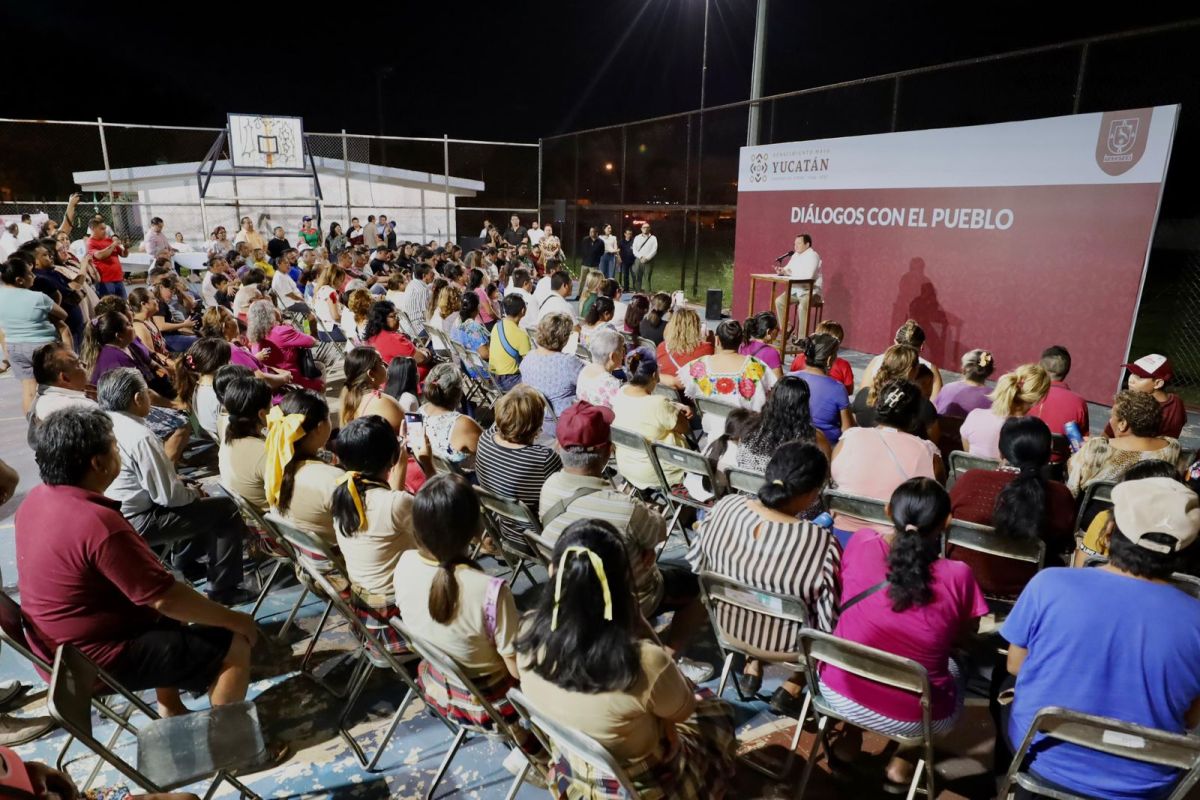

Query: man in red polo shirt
left=16, top=407, right=256, bottom=718
left=1029, top=345, right=1089, bottom=438
left=85, top=216, right=127, bottom=299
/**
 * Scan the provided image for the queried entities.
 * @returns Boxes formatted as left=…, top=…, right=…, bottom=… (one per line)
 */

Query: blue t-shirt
left=1002, top=568, right=1200, bottom=799
left=0, top=286, right=56, bottom=343
left=792, top=370, right=849, bottom=445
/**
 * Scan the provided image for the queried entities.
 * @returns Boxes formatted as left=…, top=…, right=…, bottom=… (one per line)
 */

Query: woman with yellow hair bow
left=332, top=415, right=416, bottom=655
left=264, top=389, right=341, bottom=545
left=516, top=519, right=737, bottom=799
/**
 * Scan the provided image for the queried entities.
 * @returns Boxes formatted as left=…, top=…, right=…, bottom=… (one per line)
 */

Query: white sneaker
left=502, top=747, right=547, bottom=788
left=676, top=657, right=715, bottom=685
left=0, top=714, right=55, bottom=746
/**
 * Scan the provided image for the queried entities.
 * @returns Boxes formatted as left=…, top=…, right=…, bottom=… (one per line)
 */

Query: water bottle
left=1064, top=421, right=1084, bottom=453
left=812, top=512, right=834, bottom=529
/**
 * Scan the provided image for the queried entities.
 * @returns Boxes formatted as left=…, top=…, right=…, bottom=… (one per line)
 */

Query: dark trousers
left=130, top=496, right=247, bottom=595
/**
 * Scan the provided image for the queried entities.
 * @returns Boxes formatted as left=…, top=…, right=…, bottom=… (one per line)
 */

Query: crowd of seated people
left=5, top=210, right=1200, bottom=800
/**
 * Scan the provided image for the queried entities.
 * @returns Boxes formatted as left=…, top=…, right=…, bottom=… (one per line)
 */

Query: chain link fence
left=0, top=119, right=538, bottom=254
left=539, top=20, right=1200, bottom=406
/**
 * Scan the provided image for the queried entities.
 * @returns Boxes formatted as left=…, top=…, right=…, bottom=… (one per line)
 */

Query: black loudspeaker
left=705, top=289, right=723, bottom=320
left=552, top=199, right=567, bottom=224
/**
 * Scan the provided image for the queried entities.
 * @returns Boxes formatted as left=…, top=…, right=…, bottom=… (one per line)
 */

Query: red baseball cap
left=1123, top=354, right=1174, bottom=382
left=556, top=401, right=614, bottom=451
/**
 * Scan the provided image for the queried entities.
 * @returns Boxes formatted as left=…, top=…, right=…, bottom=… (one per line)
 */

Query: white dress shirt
left=533, top=276, right=554, bottom=306
left=32, top=386, right=96, bottom=421
left=783, top=247, right=822, bottom=294
left=632, top=233, right=658, bottom=263
left=271, top=270, right=302, bottom=303
left=538, top=292, right=576, bottom=323
left=527, top=228, right=545, bottom=246
left=508, top=287, right=540, bottom=329
left=105, top=410, right=197, bottom=517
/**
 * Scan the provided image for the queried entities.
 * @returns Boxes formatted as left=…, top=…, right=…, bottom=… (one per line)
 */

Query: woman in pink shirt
left=959, top=363, right=1050, bottom=459
left=819, top=477, right=988, bottom=791
left=831, top=379, right=943, bottom=539
left=468, top=268, right=497, bottom=325
left=245, top=299, right=324, bottom=392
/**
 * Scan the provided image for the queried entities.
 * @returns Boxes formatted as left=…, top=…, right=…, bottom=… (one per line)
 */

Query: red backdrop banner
left=734, top=108, right=1178, bottom=403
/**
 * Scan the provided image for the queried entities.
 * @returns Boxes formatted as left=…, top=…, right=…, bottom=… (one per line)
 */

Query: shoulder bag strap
left=838, top=580, right=888, bottom=614
left=483, top=575, right=505, bottom=645
left=495, top=320, right=522, bottom=365
left=540, top=486, right=604, bottom=528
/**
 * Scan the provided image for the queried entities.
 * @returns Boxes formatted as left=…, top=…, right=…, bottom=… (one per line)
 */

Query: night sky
left=3, top=3, right=1193, bottom=140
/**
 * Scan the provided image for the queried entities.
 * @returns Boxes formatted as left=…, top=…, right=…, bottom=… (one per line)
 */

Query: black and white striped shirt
left=475, top=427, right=562, bottom=544
left=688, top=494, right=841, bottom=652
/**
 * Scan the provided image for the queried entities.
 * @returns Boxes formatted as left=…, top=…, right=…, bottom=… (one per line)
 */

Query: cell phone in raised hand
left=404, top=412, right=424, bottom=447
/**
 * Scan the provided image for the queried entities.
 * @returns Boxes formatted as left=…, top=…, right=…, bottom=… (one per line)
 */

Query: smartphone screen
left=404, top=412, right=423, bottom=445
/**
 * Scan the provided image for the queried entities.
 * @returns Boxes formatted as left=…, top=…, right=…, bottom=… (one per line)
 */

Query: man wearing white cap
left=1001, top=477, right=1200, bottom=799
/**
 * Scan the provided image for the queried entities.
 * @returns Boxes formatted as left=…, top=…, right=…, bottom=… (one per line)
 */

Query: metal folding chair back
left=947, top=450, right=1001, bottom=489
left=650, top=440, right=719, bottom=509
left=575, top=341, right=593, bottom=362
left=999, top=706, right=1200, bottom=800
left=1170, top=573, right=1200, bottom=600
left=652, top=383, right=679, bottom=401
left=508, top=688, right=641, bottom=799
left=0, top=589, right=46, bottom=672
left=228, top=492, right=307, bottom=623
left=47, top=645, right=266, bottom=797
left=942, top=519, right=1046, bottom=569
left=397, top=310, right=425, bottom=342
left=1074, top=479, right=1118, bottom=534
left=724, top=466, right=766, bottom=496
left=795, top=628, right=935, bottom=800
left=693, top=396, right=735, bottom=433
left=474, top=485, right=553, bottom=571
left=823, top=487, right=890, bottom=527
left=427, top=326, right=455, bottom=357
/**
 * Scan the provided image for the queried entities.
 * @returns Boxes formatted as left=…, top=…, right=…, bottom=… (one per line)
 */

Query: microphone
left=774, top=250, right=794, bottom=263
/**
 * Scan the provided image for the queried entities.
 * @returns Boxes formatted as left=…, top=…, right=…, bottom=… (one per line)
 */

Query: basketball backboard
left=227, top=114, right=305, bottom=170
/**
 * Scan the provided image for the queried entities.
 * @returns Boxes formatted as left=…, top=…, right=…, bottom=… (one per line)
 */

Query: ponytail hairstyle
left=222, top=375, right=271, bottom=444
left=715, top=319, right=744, bottom=352
left=869, top=344, right=919, bottom=405
left=988, top=363, right=1050, bottom=417
left=412, top=474, right=483, bottom=624
left=331, top=416, right=401, bottom=536
left=960, top=348, right=995, bottom=383
left=992, top=417, right=1051, bottom=541
left=126, top=287, right=155, bottom=317
left=339, top=346, right=385, bottom=427
left=756, top=441, right=828, bottom=511
left=173, top=337, right=232, bottom=406
left=645, top=292, right=672, bottom=328
left=585, top=295, right=615, bottom=326
left=802, top=333, right=840, bottom=373
left=894, top=319, right=926, bottom=349
left=625, top=345, right=659, bottom=388
left=274, top=390, right=330, bottom=514
left=515, top=519, right=640, bottom=692
left=743, top=311, right=779, bottom=345
left=80, top=311, right=131, bottom=370
left=427, top=277, right=448, bottom=317
left=885, top=477, right=951, bottom=612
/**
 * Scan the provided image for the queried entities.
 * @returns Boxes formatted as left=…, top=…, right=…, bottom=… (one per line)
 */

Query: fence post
left=443, top=134, right=451, bottom=243
left=1072, top=42, right=1090, bottom=114
left=341, top=129, right=352, bottom=224
left=96, top=118, right=115, bottom=229
left=537, top=138, right=543, bottom=228
left=891, top=77, right=902, bottom=132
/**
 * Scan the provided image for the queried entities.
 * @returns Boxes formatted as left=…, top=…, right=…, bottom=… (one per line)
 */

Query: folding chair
left=263, top=512, right=357, bottom=695
left=47, top=645, right=267, bottom=799
left=947, top=450, right=1001, bottom=489
left=609, top=425, right=686, bottom=534
left=650, top=440, right=721, bottom=546
left=312, top=311, right=347, bottom=362
left=999, top=706, right=1200, bottom=800
left=698, top=571, right=810, bottom=779
left=941, top=518, right=1045, bottom=609
left=227, top=492, right=309, bottom=633
left=474, top=486, right=552, bottom=580
left=1170, top=572, right=1200, bottom=600
left=450, top=340, right=494, bottom=406
left=795, top=628, right=937, bottom=800
left=427, top=326, right=455, bottom=359
left=725, top=466, right=766, bottom=496
left=1074, top=479, right=1117, bottom=534
left=392, top=620, right=541, bottom=799
left=429, top=451, right=467, bottom=478
left=508, top=688, right=642, bottom=799
left=694, top=395, right=736, bottom=436
left=397, top=310, right=424, bottom=342
left=0, top=590, right=132, bottom=788
left=460, top=348, right=504, bottom=404
left=287, top=546, right=449, bottom=771
left=652, top=382, right=680, bottom=401
left=575, top=341, right=593, bottom=362
left=637, top=337, right=657, bottom=351
left=823, top=487, right=890, bottom=527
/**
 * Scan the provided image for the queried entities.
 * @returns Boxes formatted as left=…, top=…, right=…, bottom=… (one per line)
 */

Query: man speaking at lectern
left=774, top=232, right=822, bottom=342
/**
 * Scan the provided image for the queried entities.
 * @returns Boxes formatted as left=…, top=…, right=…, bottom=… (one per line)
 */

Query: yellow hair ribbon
left=263, top=406, right=309, bottom=508
left=551, top=545, right=613, bottom=631
left=335, top=471, right=366, bottom=531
